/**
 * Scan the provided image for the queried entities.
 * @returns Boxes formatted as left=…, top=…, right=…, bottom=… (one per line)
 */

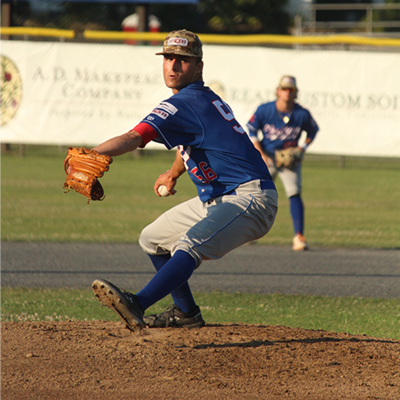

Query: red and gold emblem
left=1, top=55, right=23, bottom=126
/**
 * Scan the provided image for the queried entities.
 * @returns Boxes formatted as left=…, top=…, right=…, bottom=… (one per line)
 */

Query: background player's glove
left=274, top=147, right=304, bottom=169
left=63, top=147, right=113, bottom=203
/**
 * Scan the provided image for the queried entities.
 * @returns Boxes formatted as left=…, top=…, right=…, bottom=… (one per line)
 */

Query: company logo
left=151, top=108, right=169, bottom=120
left=167, top=38, right=189, bottom=47
left=157, top=101, right=178, bottom=115
left=1, top=55, right=23, bottom=126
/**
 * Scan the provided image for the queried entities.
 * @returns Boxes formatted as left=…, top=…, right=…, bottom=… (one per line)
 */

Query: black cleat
left=92, top=279, right=144, bottom=333
left=144, top=304, right=205, bottom=328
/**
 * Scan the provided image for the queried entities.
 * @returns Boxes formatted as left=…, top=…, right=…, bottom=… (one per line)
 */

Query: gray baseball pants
left=267, top=161, right=302, bottom=198
left=139, top=179, right=278, bottom=268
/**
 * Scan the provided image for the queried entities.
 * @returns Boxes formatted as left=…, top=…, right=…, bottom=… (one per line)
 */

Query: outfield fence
left=1, top=28, right=400, bottom=160
left=2, top=26, right=400, bottom=50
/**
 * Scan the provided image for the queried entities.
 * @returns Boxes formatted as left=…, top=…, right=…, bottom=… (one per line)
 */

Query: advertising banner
left=1, top=40, right=399, bottom=156
left=203, top=46, right=400, bottom=158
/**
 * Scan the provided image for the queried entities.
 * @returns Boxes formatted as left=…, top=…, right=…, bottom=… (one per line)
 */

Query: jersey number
left=212, top=100, right=245, bottom=134
left=179, top=146, right=217, bottom=184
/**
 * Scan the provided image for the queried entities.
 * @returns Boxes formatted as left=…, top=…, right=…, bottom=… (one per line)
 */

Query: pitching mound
left=2, top=321, right=399, bottom=399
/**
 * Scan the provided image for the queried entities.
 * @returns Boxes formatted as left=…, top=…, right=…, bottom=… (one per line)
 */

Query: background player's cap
left=156, top=29, right=203, bottom=58
left=278, top=75, right=298, bottom=90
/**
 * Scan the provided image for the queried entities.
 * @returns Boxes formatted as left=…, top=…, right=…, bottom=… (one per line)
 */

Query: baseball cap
left=156, top=29, right=203, bottom=58
left=278, top=75, right=298, bottom=90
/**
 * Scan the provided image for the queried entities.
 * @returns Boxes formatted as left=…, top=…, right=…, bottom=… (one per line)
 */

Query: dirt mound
left=2, top=321, right=399, bottom=399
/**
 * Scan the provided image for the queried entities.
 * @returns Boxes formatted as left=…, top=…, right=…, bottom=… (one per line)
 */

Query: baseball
left=158, top=185, right=170, bottom=197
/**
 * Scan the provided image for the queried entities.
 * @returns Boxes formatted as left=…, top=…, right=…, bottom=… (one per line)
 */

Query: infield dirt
left=2, top=321, right=399, bottom=399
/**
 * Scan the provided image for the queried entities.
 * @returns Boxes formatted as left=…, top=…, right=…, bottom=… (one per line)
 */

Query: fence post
left=19, top=144, right=25, bottom=158
left=366, top=6, right=373, bottom=34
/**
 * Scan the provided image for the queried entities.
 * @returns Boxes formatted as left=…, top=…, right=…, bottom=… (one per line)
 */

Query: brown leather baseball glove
left=275, top=147, right=304, bottom=169
left=63, top=147, right=113, bottom=203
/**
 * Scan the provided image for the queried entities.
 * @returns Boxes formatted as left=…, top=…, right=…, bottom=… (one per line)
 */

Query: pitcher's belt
left=229, top=179, right=276, bottom=195
left=206, top=180, right=276, bottom=204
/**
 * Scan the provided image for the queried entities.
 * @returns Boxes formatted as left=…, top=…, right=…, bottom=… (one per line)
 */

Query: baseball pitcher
left=86, top=30, right=278, bottom=333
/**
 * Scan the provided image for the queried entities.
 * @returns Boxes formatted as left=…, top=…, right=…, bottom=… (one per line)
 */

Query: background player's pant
left=267, top=160, right=302, bottom=198
left=139, top=180, right=278, bottom=269
left=267, top=160, right=305, bottom=235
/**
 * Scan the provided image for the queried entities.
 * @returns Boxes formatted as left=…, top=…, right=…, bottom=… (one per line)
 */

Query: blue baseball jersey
left=246, top=101, right=319, bottom=156
left=141, top=81, right=274, bottom=202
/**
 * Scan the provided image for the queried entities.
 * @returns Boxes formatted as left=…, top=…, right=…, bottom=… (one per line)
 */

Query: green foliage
left=372, top=0, right=400, bottom=33
left=2, top=288, right=399, bottom=340
left=196, top=0, right=290, bottom=34
left=11, top=0, right=291, bottom=35
left=315, top=0, right=400, bottom=34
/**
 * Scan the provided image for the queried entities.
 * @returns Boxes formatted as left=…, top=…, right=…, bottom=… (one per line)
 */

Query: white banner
left=1, top=40, right=400, bottom=157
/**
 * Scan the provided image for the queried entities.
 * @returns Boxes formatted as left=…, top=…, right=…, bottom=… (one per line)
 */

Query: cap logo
left=167, top=37, right=188, bottom=47
left=282, top=77, right=294, bottom=85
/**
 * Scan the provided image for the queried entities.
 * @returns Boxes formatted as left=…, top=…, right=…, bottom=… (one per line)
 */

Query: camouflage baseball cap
left=278, top=75, right=298, bottom=90
left=156, top=29, right=203, bottom=58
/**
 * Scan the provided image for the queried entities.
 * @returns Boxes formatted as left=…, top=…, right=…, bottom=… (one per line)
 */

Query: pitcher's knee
left=139, top=225, right=157, bottom=254
left=172, top=241, right=203, bottom=269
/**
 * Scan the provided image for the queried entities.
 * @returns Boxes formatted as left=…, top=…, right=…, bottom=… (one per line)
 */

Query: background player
left=90, top=29, right=278, bottom=332
left=246, top=76, right=319, bottom=251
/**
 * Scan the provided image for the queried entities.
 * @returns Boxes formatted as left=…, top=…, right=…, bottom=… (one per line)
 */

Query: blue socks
left=136, top=251, right=197, bottom=312
left=289, top=194, right=304, bottom=235
left=146, top=253, right=197, bottom=313
left=147, top=253, right=171, bottom=271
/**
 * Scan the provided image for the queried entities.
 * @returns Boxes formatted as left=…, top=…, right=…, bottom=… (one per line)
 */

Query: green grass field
left=2, top=148, right=400, bottom=339
left=2, top=148, right=400, bottom=247
left=2, top=288, right=399, bottom=340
